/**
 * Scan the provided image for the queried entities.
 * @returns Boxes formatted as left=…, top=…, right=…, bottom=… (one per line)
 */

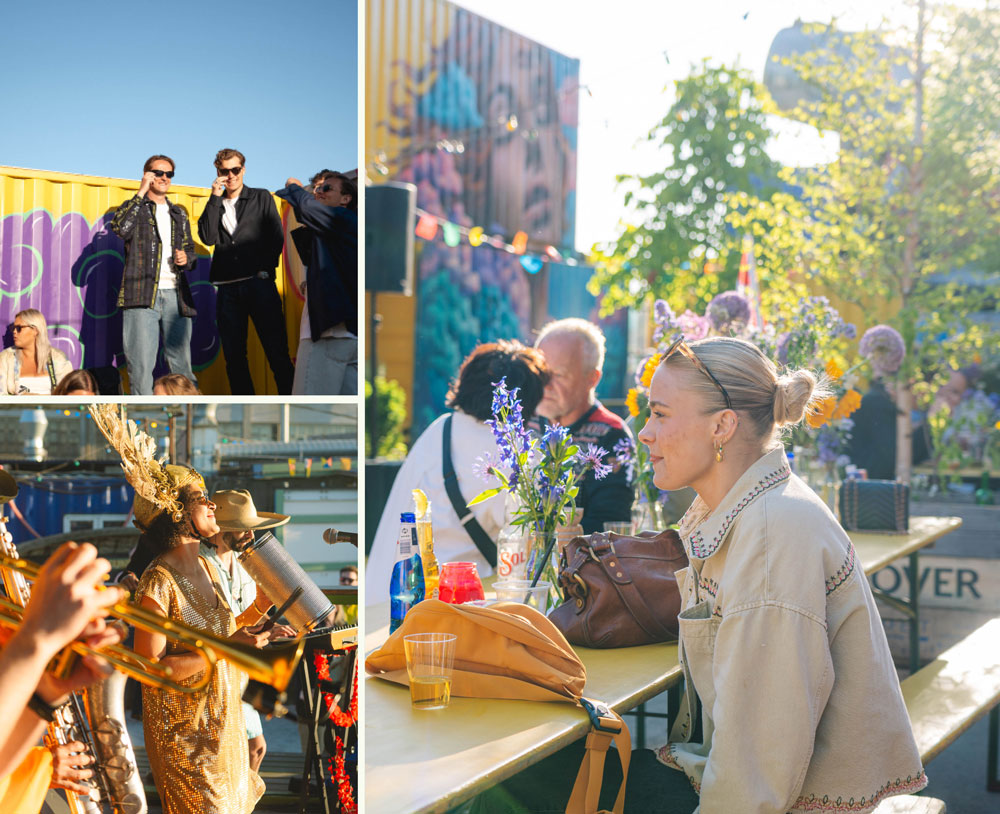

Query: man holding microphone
left=197, top=149, right=294, bottom=395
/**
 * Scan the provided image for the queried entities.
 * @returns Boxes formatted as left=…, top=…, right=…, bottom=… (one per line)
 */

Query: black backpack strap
left=442, top=414, right=497, bottom=568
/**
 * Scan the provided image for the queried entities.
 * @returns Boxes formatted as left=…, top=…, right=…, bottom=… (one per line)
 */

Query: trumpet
left=0, top=552, right=305, bottom=696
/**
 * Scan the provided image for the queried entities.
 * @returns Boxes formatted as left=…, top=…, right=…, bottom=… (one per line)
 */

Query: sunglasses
left=189, top=492, right=215, bottom=507
left=11, top=324, right=35, bottom=333
left=150, top=169, right=174, bottom=179
left=663, top=336, right=733, bottom=411
left=316, top=183, right=338, bottom=194
left=217, top=166, right=243, bottom=177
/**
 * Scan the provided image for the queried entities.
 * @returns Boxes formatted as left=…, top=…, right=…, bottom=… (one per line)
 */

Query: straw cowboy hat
left=211, top=490, right=290, bottom=531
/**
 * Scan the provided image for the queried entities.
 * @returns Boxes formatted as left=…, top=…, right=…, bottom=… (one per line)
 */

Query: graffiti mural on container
left=0, top=208, right=218, bottom=373
left=368, top=0, right=580, bottom=432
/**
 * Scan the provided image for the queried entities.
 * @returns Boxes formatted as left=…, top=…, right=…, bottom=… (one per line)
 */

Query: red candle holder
left=437, top=561, right=485, bottom=604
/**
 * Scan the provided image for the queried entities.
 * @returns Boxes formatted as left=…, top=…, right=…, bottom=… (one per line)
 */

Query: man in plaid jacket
left=109, top=154, right=198, bottom=395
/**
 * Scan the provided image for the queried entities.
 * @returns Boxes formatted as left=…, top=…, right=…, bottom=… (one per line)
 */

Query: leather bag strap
left=588, top=535, right=675, bottom=641
left=566, top=701, right=631, bottom=814
left=441, top=414, right=497, bottom=567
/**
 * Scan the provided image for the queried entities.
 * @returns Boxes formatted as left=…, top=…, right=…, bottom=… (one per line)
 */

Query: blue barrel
left=5, top=473, right=134, bottom=546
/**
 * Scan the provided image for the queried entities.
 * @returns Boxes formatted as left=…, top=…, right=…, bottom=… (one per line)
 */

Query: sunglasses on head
left=150, top=169, right=174, bottom=178
left=217, top=166, right=243, bottom=177
left=663, top=336, right=733, bottom=411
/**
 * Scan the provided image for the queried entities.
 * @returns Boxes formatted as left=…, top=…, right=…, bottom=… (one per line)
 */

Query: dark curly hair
left=446, top=340, right=549, bottom=422
left=141, top=485, right=204, bottom=554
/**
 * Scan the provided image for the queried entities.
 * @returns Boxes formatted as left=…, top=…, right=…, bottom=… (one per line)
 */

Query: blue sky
left=0, top=0, right=357, bottom=192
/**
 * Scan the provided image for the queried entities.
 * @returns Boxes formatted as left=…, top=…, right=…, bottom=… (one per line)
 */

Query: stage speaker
left=365, top=181, right=416, bottom=296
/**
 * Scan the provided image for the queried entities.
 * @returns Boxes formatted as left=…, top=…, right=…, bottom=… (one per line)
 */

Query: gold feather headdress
left=89, top=404, right=202, bottom=527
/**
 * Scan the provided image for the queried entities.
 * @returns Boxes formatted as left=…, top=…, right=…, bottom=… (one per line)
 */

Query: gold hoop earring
left=716, top=443, right=724, bottom=463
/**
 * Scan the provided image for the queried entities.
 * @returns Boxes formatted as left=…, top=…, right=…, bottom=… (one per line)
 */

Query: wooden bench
left=870, top=616, right=1000, bottom=812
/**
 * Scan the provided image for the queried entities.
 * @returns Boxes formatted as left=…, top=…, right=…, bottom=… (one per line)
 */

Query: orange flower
left=626, top=388, right=640, bottom=418
left=833, top=389, right=862, bottom=420
left=640, top=353, right=662, bottom=389
left=807, top=396, right=837, bottom=428
left=825, top=359, right=844, bottom=380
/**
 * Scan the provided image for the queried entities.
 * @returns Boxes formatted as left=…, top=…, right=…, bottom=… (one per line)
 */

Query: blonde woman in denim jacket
left=634, top=336, right=924, bottom=814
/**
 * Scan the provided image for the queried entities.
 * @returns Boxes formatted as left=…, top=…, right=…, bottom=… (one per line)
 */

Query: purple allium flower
left=841, top=323, right=858, bottom=340
left=578, top=443, right=612, bottom=479
left=675, top=310, right=710, bottom=341
left=706, top=290, right=751, bottom=332
left=859, top=325, right=906, bottom=377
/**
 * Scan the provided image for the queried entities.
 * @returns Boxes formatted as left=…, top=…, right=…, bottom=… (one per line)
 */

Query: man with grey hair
left=531, top=318, right=633, bottom=533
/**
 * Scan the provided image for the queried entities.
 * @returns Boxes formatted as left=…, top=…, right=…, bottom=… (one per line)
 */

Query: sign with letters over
left=870, top=555, right=1000, bottom=612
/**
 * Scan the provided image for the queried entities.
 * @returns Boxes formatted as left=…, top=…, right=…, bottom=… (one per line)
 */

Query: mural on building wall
left=368, top=0, right=581, bottom=432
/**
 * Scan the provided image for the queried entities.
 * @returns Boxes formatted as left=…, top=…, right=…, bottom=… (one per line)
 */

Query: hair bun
left=773, top=369, right=818, bottom=426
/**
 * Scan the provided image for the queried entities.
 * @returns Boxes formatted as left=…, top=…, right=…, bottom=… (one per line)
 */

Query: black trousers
left=215, top=276, right=295, bottom=395
left=467, top=745, right=699, bottom=814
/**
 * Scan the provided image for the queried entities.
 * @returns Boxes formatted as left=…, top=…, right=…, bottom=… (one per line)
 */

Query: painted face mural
left=368, top=2, right=581, bottom=431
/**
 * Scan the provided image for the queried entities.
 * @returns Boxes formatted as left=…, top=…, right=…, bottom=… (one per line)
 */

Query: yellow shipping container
left=0, top=164, right=305, bottom=395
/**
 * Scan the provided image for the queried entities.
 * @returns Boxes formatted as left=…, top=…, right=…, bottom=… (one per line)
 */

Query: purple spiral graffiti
left=0, top=209, right=219, bottom=371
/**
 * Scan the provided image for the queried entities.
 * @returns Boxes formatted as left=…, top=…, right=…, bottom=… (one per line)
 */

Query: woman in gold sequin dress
left=132, top=466, right=270, bottom=814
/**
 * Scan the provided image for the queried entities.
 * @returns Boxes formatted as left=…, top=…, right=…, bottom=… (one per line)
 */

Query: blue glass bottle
left=389, top=511, right=425, bottom=633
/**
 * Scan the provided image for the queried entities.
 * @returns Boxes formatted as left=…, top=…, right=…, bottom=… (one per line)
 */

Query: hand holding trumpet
left=19, top=542, right=125, bottom=665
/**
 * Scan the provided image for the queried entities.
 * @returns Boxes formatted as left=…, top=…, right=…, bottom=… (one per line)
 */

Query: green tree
left=729, top=7, right=1000, bottom=480
left=365, top=376, right=409, bottom=460
left=588, top=62, right=781, bottom=315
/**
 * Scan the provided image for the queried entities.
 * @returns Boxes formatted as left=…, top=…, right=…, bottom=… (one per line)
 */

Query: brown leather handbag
left=549, top=530, right=689, bottom=648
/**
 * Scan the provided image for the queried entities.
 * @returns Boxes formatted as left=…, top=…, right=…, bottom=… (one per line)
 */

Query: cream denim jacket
left=656, top=447, right=926, bottom=814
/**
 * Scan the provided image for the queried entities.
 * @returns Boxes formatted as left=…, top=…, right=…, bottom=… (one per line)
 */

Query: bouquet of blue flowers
left=469, top=377, right=611, bottom=593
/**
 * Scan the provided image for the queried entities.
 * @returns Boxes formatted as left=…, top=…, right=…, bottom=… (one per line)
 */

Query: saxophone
left=0, top=476, right=147, bottom=814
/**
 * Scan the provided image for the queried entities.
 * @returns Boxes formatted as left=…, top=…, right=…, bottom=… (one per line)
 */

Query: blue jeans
left=122, top=290, right=194, bottom=395
left=292, top=335, right=358, bottom=395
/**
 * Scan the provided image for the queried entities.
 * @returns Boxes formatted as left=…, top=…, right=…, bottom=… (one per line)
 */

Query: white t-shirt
left=154, top=203, right=176, bottom=290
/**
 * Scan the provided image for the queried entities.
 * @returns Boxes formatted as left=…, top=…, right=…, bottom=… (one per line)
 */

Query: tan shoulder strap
left=566, top=698, right=632, bottom=814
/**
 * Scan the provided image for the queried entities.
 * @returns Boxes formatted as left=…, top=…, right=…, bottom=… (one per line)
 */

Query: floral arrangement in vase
left=470, top=377, right=611, bottom=605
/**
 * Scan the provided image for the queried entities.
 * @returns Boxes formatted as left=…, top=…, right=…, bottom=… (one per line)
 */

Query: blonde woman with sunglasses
left=477, top=336, right=925, bottom=814
left=0, top=309, right=72, bottom=395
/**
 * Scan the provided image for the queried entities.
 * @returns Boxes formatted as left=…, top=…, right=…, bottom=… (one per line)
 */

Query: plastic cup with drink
left=403, top=632, right=458, bottom=710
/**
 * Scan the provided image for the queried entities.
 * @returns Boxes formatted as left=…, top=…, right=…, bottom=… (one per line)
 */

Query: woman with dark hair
left=366, top=340, right=549, bottom=601
left=127, top=466, right=273, bottom=814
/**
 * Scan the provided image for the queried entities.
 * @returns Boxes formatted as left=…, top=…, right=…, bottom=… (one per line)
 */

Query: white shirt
left=17, top=374, right=51, bottom=395
left=366, top=411, right=510, bottom=602
left=221, top=194, right=239, bottom=237
left=154, top=203, right=176, bottom=290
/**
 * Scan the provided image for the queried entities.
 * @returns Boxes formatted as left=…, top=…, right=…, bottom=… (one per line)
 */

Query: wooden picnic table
left=364, top=516, right=962, bottom=814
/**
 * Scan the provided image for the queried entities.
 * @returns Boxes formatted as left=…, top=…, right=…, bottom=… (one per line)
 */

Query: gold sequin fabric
left=136, top=557, right=265, bottom=814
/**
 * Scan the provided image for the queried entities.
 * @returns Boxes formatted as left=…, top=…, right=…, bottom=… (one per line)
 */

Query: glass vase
left=631, top=495, right=666, bottom=533
left=525, top=529, right=562, bottom=614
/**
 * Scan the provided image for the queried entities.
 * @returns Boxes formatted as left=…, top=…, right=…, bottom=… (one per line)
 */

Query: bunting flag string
left=410, top=205, right=578, bottom=275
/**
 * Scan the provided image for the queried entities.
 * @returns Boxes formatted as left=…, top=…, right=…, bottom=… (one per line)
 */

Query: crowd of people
left=1, top=149, right=358, bottom=397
